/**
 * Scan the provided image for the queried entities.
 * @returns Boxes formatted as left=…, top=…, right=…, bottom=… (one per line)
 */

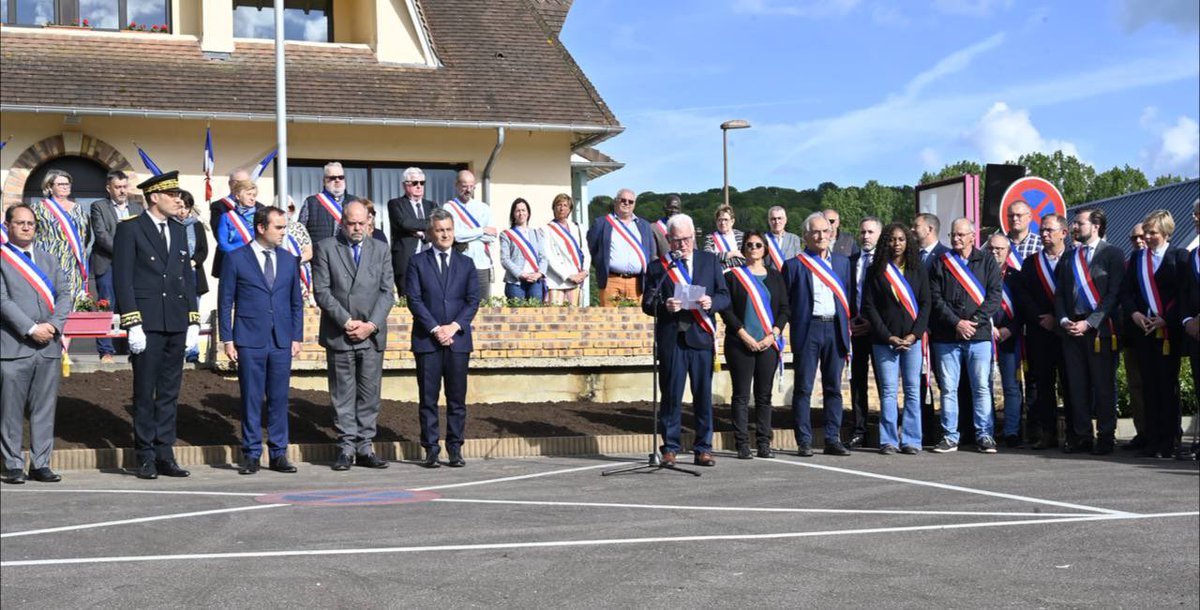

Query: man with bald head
left=444, top=170, right=497, bottom=299
left=823, top=208, right=860, bottom=258
left=209, top=168, right=253, bottom=279
left=588, top=188, right=657, bottom=306
left=1017, top=213, right=1072, bottom=449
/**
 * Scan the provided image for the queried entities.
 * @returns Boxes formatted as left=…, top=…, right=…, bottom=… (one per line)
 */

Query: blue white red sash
left=765, top=233, right=785, bottom=271
left=712, top=231, right=735, bottom=254
left=606, top=214, right=647, bottom=271
left=1071, top=247, right=1100, bottom=312
left=42, top=197, right=87, bottom=292
left=219, top=194, right=236, bottom=211
left=883, top=262, right=918, bottom=321
left=547, top=221, right=584, bottom=273
left=283, top=234, right=311, bottom=292
left=314, top=191, right=343, bottom=224
left=1034, top=250, right=1057, bottom=301
left=941, top=253, right=985, bottom=306
left=224, top=207, right=254, bottom=246
left=655, top=218, right=668, bottom=238
left=1136, top=249, right=1165, bottom=318
left=446, top=198, right=491, bottom=257
left=997, top=281, right=1015, bottom=321
left=797, top=251, right=850, bottom=318
left=1006, top=249, right=1023, bottom=272
left=0, top=222, right=8, bottom=245
left=1, top=243, right=56, bottom=312
left=728, top=266, right=779, bottom=351
left=661, top=257, right=714, bottom=335
left=504, top=227, right=540, bottom=272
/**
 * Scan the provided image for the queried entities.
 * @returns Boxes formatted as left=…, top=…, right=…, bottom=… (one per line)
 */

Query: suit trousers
left=131, top=331, right=185, bottom=464
left=1122, top=345, right=1146, bottom=438
left=415, top=349, right=470, bottom=450
left=724, top=339, right=777, bottom=449
left=1, top=353, right=60, bottom=470
left=792, top=320, right=846, bottom=445
left=1025, top=330, right=1069, bottom=444
left=1060, top=331, right=1118, bottom=441
left=847, top=334, right=873, bottom=440
left=658, top=341, right=715, bottom=454
left=476, top=268, right=493, bottom=300
left=1134, top=335, right=1182, bottom=454
left=237, top=344, right=293, bottom=460
left=326, top=347, right=384, bottom=456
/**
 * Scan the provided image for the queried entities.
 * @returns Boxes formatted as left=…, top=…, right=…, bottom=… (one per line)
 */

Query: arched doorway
left=23, top=155, right=110, bottom=209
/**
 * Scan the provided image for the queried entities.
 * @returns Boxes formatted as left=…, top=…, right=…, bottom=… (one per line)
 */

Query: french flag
left=203, top=128, right=215, bottom=202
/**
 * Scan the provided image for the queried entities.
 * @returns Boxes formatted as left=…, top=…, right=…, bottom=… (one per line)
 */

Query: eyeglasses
left=744, top=242, right=765, bottom=250
left=617, top=198, right=635, bottom=204
left=669, top=235, right=695, bottom=244
left=406, top=180, right=425, bottom=186
left=325, top=175, right=346, bottom=181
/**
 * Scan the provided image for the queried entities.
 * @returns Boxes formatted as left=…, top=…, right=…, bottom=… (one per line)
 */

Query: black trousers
left=725, top=339, right=778, bottom=449
left=1135, top=334, right=1182, bottom=454
left=1061, top=331, right=1118, bottom=442
left=416, top=349, right=470, bottom=450
left=1024, top=328, right=1070, bottom=443
left=130, top=331, right=185, bottom=464
left=847, top=335, right=873, bottom=441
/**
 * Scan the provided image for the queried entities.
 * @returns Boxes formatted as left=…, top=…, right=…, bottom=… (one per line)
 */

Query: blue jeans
left=995, top=346, right=1023, bottom=438
left=872, top=341, right=923, bottom=448
left=791, top=320, right=845, bottom=445
left=504, top=279, right=545, bottom=301
left=95, top=269, right=116, bottom=356
left=931, top=341, right=994, bottom=443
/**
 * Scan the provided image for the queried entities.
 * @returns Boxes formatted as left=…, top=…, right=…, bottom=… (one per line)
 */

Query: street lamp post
left=721, top=119, right=751, bottom=208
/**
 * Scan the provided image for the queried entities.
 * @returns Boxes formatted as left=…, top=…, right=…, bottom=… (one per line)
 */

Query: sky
left=561, top=0, right=1200, bottom=196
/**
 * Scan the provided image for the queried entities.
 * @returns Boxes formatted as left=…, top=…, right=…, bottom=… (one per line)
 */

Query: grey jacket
left=499, top=226, right=548, bottom=284
left=1, top=246, right=72, bottom=360
left=89, top=198, right=144, bottom=277
left=312, top=233, right=395, bottom=352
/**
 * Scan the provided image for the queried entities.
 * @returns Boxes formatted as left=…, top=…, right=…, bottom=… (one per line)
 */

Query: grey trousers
left=326, top=347, right=384, bottom=456
left=477, top=268, right=492, bottom=300
left=1, top=352, right=61, bottom=470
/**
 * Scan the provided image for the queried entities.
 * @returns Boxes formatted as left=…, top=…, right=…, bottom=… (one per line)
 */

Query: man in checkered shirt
left=1005, top=200, right=1042, bottom=261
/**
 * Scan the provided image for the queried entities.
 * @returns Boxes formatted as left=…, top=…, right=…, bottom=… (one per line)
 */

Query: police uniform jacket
left=112, top=212, right=199, bottom=332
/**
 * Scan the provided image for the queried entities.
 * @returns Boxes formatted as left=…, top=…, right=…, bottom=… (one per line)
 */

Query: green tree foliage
left=919, top=160, right=986, bottom=186
left=1153, top=173, right=1187, bottom=187
left=1016, top=151, right=1096, bottom=206
left=1089, top=165, right=1150, bottom=201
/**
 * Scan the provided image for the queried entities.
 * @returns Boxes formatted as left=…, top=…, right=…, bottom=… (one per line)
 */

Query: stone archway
left=2, top=133, right=139, bottom=208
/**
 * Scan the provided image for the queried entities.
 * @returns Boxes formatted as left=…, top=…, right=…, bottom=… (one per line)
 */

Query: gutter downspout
left=482, top=127, right=505, bottom=206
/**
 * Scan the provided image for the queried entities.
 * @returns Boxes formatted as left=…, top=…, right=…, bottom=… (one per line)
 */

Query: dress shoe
left=847, top=434, right=865, bottom=449
left=797, top=443, right=814, bottom=458
left=332, top=453, right=352, bottom=471
left=1062, top=439, right=1093, bottom=454
left=1031, top=438, right=1057, bottom=451
left=1004, top=435, right=1021, bottom=449
left=736, top=445, right=753, bottom=460
left=824, top=442, right=851, bottom=456
left=1121, top=435, right=1146, bottom=451
left=238, top=459, right=260, bottom=475
left=356, top=453, right=389, bottom=469
left=660, top=451, right=677, bottom=466
left=136, top=461, right=158, bottom=479
left=447, top=450, right=465, bottom=468
left=422, top=447, right=441, bottom=468
left=757, top=445, right=775, bottom=459
left=694, top=452, right=715, bottom=467
left=156, top=460, right=191, bottom=477
left=1091, top=438, right=1114, bottom=456
left=268, top=456, right=297, bottom=473
left=1, top=468, right=26, bottom=484
left=27, top=467, right=61, bottom=482
left=900, top=445, right=921, bottom=455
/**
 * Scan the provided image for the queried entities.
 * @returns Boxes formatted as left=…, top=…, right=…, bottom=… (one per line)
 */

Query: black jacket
left=719, top=266, right=790, bottom=343
left=1054, top=240, right=1125, bottom=337
left=928, top=247, right=1002, bottom=343
left=861, top=261, right=931, bottom=344
left=1119, top=244, right=1190, bottom=355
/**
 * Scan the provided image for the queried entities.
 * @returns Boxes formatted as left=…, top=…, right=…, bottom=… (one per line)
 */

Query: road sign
left=999, top=177, right=1066, bottom=235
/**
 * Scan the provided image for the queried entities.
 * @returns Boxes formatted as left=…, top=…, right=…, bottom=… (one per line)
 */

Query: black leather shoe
left=238, top=459, right=260, bottom=475
left=136, top=461, right=158, bottom=479
left=1, top=468, right=26, bottom=484
left=736, top=445, right=753, bottom=460
left=27, top=467, right=61, bottom=483
left=1091, top=438, right=1114, bottom=456
left=1062, top=439, right=1093, bottom=454
left=1121, top=435, right=1145, bottom=451
left=356, top=453, right=389, bottom=469
left=447, top=450, right=465, bottom=467
left=797, top=443, right=814, bottom=458
left=1031, top=438, right=1057, bottom=450
left=847, top=434, right=865, bottom=449
left=269, top=457, right=297, bottom=473
left=757, top=445, right=775, bottom=459
left=332, top=453, right=352, bottom=471
left=156, top=460, right=191, bottom=477
left=824, top=442, right=851, bottom=456
left=422, top=447, right=441, bottom=468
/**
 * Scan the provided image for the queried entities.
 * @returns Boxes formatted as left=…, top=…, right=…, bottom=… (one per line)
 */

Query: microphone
left=666, top=249, right=683, bottom=268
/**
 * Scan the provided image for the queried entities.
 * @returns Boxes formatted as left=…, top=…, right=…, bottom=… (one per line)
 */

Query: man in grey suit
left=89, top=170, right=143, bottom=362
left=312, top=201, right=395, bottom=471
left=1, top=205, right=72, bottom=484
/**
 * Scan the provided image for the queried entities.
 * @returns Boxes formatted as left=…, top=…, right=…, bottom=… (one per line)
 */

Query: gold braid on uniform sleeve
left=120, top=312, right=143, bottom=329
left=189, top=311, right=201, bottom=325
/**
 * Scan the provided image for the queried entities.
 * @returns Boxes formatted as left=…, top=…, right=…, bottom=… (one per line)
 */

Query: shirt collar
left=1152, top=243, right=1169, bottom=258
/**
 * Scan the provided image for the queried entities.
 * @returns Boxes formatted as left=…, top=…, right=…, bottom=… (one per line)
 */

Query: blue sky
left=561, top=0, right=1200, bottom=195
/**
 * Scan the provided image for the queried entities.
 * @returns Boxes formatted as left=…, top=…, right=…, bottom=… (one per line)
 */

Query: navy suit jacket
left=1119, top=245, right=1189, bottom=355
left=587, top=214, right=657, bottom=288
left=921, top=242, right=950, bottom=271
left=641, top=251, right=730, bottom=351
left=406, top=248, right=480, bottom=354
left=783, top=251, right=854, bottom=358
left=1054, top=240, right=1125, bottom=337
left=218, top=244, right=304, bottom=349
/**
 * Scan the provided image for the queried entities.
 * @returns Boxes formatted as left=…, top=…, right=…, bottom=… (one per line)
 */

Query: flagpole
left=273, top=0, right=288, bottom=208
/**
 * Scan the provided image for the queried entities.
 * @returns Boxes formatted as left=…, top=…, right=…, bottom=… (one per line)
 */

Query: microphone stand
left=604, top=254, right=701, bottom=477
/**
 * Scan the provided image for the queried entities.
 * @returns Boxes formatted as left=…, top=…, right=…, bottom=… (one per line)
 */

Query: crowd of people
left=1, top=160, right=1197, bottom=483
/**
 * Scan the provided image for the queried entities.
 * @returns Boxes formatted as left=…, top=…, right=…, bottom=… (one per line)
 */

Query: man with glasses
left=387, top=167, right=438, bottom=297
left=299, top=162, right=360, bottom=245
left=986, top=234, right=1025, bottom=448
left=444, top=170, right=497, bottom=299
left=1018, top=213, right=1072, bottom=450
left=1005, top=200, right=1042, bottom=261
left=823, top=208, right=860, bottom=258
left=89, top=170, right=142, bottom=363
left=764, top=206, right=801, bottom=272
left=588, top=189, right=657, bottom=306
left=1120, top=223, right=1149, bottom=451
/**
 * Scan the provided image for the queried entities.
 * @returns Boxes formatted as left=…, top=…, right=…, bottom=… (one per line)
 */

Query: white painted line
left=0, top=489, right=264, bottom=497
left=431, top=498, right=1083, bottom=518
left=410, top=462, right=613, bottom=492
left=763, top=457, right=1134, bottom=515
left=0, top=504, right=290, bottom=539
left=3, top=511, right=1194, bottom=567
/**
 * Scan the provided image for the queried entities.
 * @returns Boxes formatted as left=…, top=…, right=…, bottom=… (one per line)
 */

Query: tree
left=1017, top=151, right=1095, bottom=206
left=1089, top=165, right=1150, bottom=201
left=919, top=160, right=985, bottom=185
left=1153, top=174, right=1187, bottom=187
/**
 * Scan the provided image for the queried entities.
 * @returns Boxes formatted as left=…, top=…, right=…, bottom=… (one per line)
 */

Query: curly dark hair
left=869, top=222, right=920, bottom=279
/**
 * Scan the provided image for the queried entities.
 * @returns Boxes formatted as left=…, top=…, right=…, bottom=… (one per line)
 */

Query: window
left=233, top=0, right=331, bottom=43
left=3, top=0, right=169, bottom=30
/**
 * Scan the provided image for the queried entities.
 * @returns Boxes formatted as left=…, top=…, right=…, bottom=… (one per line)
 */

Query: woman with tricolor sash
left=544, top=193, right=590, bottom=306
left=33, top=169, right=90, bottom=301
left=861, top=223, right=931, bottom=455
left=718, top=231, right=790, bottom=459
left=703, top=205, right=744, bottom=270
left=500, top=198, right=547, bottom=301
left=216, top=180, right=261, bottom=257
left=1119, top=209, right=1190, bottom=460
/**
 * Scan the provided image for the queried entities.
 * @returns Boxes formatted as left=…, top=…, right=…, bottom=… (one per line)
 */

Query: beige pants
left=598, top=274, right=642, bottom=307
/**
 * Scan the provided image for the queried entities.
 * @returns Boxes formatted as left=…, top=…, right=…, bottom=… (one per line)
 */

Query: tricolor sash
left=1, top=243, right=56, bottom=312
left=1071, top=247, right=1100, bottom=312
left=283, top=234, right=311, bottom=292
left=661, top=257, right=714, bottom=335
left=446, top=198, right=492, bottom=257
left=654, top=218, right=668, bottom=238
left=504, top=227, right=540, bottom=273
left=728, top=266, right=779, bottom=351
left=606, top=214, right=647, bottom=271
left=42, top=197, right=87, bottom=292
left=547, top=221, right=584, bottom=273
left=219, top=194, right=237, bottom=211
left=1006, top=249, right=1023, bottom=272
left=0, top=222, right=8, bottom=245
left=314, top=191, right=343, bottom=224
left=765, top=233, right=785, bottom=271
left=1136, top=249, right=1170, bottom=354
left=1034, top=250, right=1057, bottom=301
left=997, top=281, right=1015, bottom=321
left=712, top=231, right=735, bottom=254
left=941, top=253, right=985, bottom=306
left=797, top=251, right=850, bottom=318
left=224, top=207, right=254, bottom=246
left=883, top=262, right=919, bottom=321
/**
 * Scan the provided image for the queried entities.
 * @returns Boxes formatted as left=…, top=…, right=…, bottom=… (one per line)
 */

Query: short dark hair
left=428, top=207, right=453, bottom=233
left=1078, top=207, right=1107, bottom=238
left=5, top=203, right=34, bottom=224
left=915, top=212, right=940, bottom=233
left=254, top=206, right=285, bottom=235
left=509, top=197, right=530, bottom=226
left=106, top=170, right=128, bottom=185
left=179, top=190, right=195, bottom=210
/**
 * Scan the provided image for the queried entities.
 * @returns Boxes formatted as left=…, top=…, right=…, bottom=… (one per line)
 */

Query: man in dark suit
left=1017, top=213, right=1071, bottom=450
left=219, top=207, right=304, bottom=475
left=846, top=216, right=880, bottom=448
left=1, top=204, right=73, bottom=484
left=300, top=161, right=360, bottom=246
left=913, top=213, right=950, bottom=443
left=388, top=166, right=438, bottom=297
left=312, top=201, right=393, bottom=471
left=588, top=189, right=658, bottom=306
left=641, top=213, right=730, bottom=467
left=112, top=171, right=199, bottom=480
left=784, top=212, right=854, bottom=457
left=1054, top=207, right=1125, bottom=455
left=89, top=170, right=143, bottom=362
left=406, top=209, right=481, bottom=468
left=1183, top=199, right=1200, bottom=460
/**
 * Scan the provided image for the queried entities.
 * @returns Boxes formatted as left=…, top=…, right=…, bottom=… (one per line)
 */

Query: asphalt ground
left=2, top=449, right=1197, bottom=608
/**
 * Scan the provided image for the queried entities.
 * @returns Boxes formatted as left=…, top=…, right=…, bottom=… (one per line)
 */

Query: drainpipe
left=482, top=127, right=505, bottom=205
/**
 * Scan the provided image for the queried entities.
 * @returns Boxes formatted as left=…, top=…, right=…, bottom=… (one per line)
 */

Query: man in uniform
left=113, top=171, right=199, bottom=479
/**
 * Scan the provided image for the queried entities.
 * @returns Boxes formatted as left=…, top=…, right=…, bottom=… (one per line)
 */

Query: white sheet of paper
left=674, top=283, right=706, bottom=310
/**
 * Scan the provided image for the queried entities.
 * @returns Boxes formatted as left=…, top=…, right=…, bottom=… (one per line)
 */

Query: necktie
left=920, top=249, right=928, bottom=263
left=679, top=258, right=689, bottom=279
left=1086, top=245, right=1093, bottom=264
left=414, top=201, right=424, bottom=219
left=159, top=222, right=168, bottom=249
left=263, top=250, right=275, bottom=287
left=439, top=252, right=449, bottom=276
left=23, top=250, right=33, bottom=261
left=353, top=243, right=361, bottom=267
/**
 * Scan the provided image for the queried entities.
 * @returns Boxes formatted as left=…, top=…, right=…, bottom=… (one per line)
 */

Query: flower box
left=64, top=312, right=116, bottom=335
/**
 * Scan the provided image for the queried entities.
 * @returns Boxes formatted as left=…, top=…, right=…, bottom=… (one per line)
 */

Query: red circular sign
left=999, top=177, right=1066, bottom=235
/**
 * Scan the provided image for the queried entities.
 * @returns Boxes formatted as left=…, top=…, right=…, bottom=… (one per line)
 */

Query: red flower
left=82, top=19, right=89, bottom=26
left=96, top=299, right=110, bottom=309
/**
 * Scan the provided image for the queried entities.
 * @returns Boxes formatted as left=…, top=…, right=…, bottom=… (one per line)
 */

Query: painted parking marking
left=255, top=488, right=441, bottom=507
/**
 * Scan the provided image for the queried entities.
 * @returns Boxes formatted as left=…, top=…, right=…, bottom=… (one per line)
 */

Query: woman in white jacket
left=543, top=193, right=591, bottom=306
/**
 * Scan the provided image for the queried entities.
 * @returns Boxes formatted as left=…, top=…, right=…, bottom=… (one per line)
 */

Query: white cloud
left=903, top=33, right=1005, bottom=99
left=932, top=0, right=1014, bottom=17
left=1152, top=116, right=1200, bottom=174
left=966, top=102, right=1078, bottom=163
left=1118, top=0, right=1199, bottom=33
left=731, top=0, right=861, bottom=18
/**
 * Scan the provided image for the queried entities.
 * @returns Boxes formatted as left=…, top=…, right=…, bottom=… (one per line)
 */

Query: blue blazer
left=783, top=251, right=853, bottom=358
left=406, top=248, right=480, bottom=354
left=641, top=251, right=731, bottom=351
left=218, top=244, right=304, bottom=349
left=587, top=214, right=657, bottom=288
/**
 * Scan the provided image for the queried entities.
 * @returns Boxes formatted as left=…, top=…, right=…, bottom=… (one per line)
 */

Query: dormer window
left=232, top=0, right=331, bottom=43
left=2, top=0, right=170, bottom=31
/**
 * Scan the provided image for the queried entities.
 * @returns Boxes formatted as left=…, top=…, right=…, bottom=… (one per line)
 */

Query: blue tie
left=352, top=243, right=361, bottom=267
left=263, top=250, right=275, bottom=287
